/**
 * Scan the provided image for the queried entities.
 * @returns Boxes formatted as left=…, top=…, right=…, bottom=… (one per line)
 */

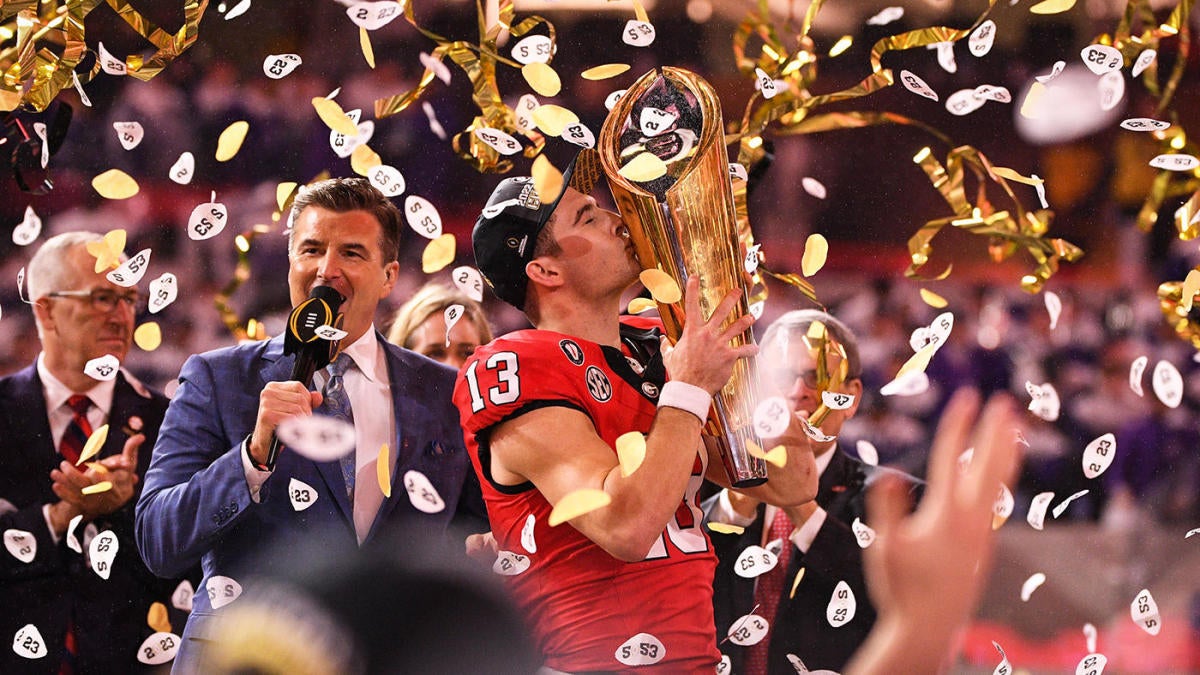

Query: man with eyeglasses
left=0, top=231, right=192, bottom=673
left=704, top=309, right=922, bottom=674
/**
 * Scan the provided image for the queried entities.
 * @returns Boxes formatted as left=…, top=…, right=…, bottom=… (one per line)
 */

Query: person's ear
left=846, top=377, right=863, bottom=418
left=32, top=298, right=55, bottom=332
left=526, top=257, right=564, bottom=291
left=379, top=260, right=400, bottom=298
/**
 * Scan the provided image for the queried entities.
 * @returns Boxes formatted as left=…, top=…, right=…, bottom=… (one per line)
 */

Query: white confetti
left=168, top=152, right=194, bottom=185
left=1083, top=622, right=1098, bottom=653
left=1187, top=527, right=1200, bottom=539
left=12, top=624, right=47, bottom=660
left=734, top=544, right=779, bottom=579
left=1098, top=70, right=1125, bottom=112
left=945, top=88, right=987, bottom=116
left=1130, top=588, right=1161, bottom=636
left=329, top=110, right=373, bottom=159
left=171, top=579, right=194, bottom=612
left=367, top=164, right=406, bottom=197
left=1075, top=653, right=1107, bottom=675
left=1035, top=60, right=1066, bottom=83
left=1052, top=490, right=1089, bottom=519
left=866, top=6, right=904, bottom=25
left=419, top=52, right=451, bottom=85
left=451, top=266, right=484, bottom=302
left=1027, top=491, right=1054, bottom=530
left=262, top=53, right=302, bottom=79
left=313, top=325, right=348, bottom=341
left=826, top=580, right=857, bottom=627
left=799, top=416, right=837, bottom=443
left=223, top=0, right=251, bottom=20
left=89, top=529, right=118, bottom=579
left=729, top=163, right=749, bottom=183
left=148, top=273, right=178, bottom=314
left=1152, top=360, right=1183, bottom=408
left=639, top=107, right=678, bottom=138
left=604, top=89, right=628, bottom=111
left=72, top=71, right=93, bottom=107
left=1080, top=44, right=1123, bottom=76
left=726, top=613, right=770, bottom=646
left=519, top=513, right=538, bottom=554
left=443, top=304, right=464, bottom=345
left=973, top=84, right=1012, bottom=103
left=752, top=396, right=791, bottom=438
left=422, top=102, right=446, bottom=140
left=1033, top=174, right=1049, bottom=208
left=880, top=370, right=929, bottom=397
left=717, top=654, right=731, bottom=675
left=136, top=632, right=180, bottom=665
left=851, top=518, right=875, bottom=548
left=4, top=529, right=36, bottom=563
left=474, top=127, right=522, bottom=155
left=66, top=514, right=84, bottom=553
left=1150, top=154, right=1200, bottom=172
left=106, top=248, right=151, bottom=288
left=992, top=640, right=1012, bottom=675
left=403, top=470, right=445, bottom=513
left=743, top=243, right=762, bottom=275
left=12, top=206, right=42, bottom=246
left=801, top=177, right=827, bottom=199
left=1021, top=572, right=1047, bottom=601
left=513, top=94, right=539, bottom=132
left=1131, top=49, right=1156, bottom=78
left=288, top=477, right=318, bottom=512
left=1082, top=433, right=1116, bottom=479
left=622, top=20, right=656, bottom=47
left=187, top=199, right=228, bottom=241
left=276, top=415, right=356, bottom=462
left=755, top=68, right=778, bottom=100
left=993, top=483, right=1014, bottom=524
left=345, top=0, right=403, bottom=30
left=968, top=20, right=997, bottom=58
left=206, top=575, right=243, bottom=609
left=561, top=122, right=596, bottom=149
left=821, top=391, right=855, bottom=410
left=931, top=41, right=957, bottom=73
left=1025, top=381, right=1061, bottom=422
left=1045, top=291, right=1062, bottom=330
left=404, top=195, right=443, bottom=239
left=899, top=69, right=938, bottom=101
left=113, top=121, right=144, bottom=150
left=492, top=550, right=531, bottom=576
left=1119, top=118, right=1170, bottom=132
left=909, top=311, right=954, bottom=354
left=97, top=42, right=127, bottom=76
left=84, top=354, right=121, bottom=382
left=855, top=440, right=879, bottom=466
left=511, top=35, right=553, bottom=65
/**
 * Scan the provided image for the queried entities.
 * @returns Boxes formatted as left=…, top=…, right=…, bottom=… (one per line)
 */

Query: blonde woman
left=387, top=283, right=493, bottom=368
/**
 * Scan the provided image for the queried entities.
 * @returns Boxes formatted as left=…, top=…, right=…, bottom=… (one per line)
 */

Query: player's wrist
left=657, top=381, right=712, bottom=422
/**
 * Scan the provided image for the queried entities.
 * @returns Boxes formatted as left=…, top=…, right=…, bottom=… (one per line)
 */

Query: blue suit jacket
left=0, top=364, right=192, bottom=674
left=135, top=333, right=483, bottom=672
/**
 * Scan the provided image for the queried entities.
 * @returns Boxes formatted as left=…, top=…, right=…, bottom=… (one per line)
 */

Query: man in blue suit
left=1, top=231, right=193, bottom=673
left=136, top=178, right=485, bottom=671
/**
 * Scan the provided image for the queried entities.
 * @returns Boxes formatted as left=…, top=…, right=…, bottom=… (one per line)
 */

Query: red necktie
left=59, top=395, right=93, bottom=464
left=744, top=508, right=794, bottom=675
left=58, top=395, right=92, bottom=674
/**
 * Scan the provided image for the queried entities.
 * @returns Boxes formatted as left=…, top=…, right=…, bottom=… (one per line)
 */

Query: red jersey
left=453, top=316, right=720, bottom=672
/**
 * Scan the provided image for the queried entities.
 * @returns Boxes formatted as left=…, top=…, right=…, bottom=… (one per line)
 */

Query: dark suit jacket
left=0, top=364, right=188, bottom=674
left=706, top=449, right=922, bottom=674
left=135, top=333, right=484, bottom=673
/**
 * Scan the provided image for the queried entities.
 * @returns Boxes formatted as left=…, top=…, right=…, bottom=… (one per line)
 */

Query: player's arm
left=702, top=407, right=818, bottom=508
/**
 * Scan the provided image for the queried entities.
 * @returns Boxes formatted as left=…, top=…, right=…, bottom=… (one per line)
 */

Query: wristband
left=657, top=381, right=712, bottom=422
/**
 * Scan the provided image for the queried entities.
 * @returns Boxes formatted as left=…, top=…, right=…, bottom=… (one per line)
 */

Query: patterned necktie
left=744, top=508, right=795, bottom=675
left=321, top=357, right=356, bottom=499
left=59, top=395, right=93, bottom=464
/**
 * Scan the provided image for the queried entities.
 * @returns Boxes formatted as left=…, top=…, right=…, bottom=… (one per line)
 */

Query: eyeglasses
left=46, top=289, right=141, bottom=313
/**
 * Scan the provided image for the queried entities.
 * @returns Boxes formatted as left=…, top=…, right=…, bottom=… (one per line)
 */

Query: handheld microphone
left=265, top=285, right=346, bottom=469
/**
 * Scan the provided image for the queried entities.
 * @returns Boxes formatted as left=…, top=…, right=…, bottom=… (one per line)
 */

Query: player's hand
left=50, top=434, right=144, bottom=518
left=249, top=381, right=323, bottom=464
left=662, top=277, right=758, bottom=396
left=465, top=531, right=499, bottom=561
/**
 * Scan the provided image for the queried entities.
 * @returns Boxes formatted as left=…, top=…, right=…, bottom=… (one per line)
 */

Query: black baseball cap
left=472, top=148, right=603, bottom=309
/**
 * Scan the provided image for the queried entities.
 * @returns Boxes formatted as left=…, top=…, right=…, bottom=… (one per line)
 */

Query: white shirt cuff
left=789, top=506, right=827, bottom=554
left=41, top=504, right=63, bottom=545
left=710, top=489, right=757, bottom=527
left=241, top=437, right=272, bottom=504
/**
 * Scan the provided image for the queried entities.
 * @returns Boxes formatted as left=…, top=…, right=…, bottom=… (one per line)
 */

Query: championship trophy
left=599, top=67, right=768, bottom=487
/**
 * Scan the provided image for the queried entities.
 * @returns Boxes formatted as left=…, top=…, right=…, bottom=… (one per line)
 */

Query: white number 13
left=465, top=351, right=521, bottom=412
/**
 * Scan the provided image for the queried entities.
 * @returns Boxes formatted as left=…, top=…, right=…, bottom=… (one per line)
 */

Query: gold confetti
left=707, top=522, right=746, bottom=535
left=81, top=481, right=113, bottom=496
left=86, top=230, right=127, bottom=273
left=377, top=443, right=391, bottom=498
left=147, top=602, right=171, bottom=634
left=992, top=511, right=1010, bottom=530
left=746, top=439, right=788, bottom=468
left=919, top=288, right=948, bottom=308
left=615, top=432, right=646, bottom=477
left=581, top=64, right=631, bottom=80
left=134, top=322, right=162, bottom=352
left=618, top=153, right=668, bottom=182
left=1030, top=0, right=1076, bottom=14
left=806, top=320, right=827, bottom=340
left=522, top=62, right=562, bottom=97
left=829, top=35, right=853, bottom=57
left=639, top=269, right=681, bottom=303
left=360, top=26, right=376, bottom=69
left=530, top=104, right=578, bottom=137
left=276, top=182, right=298, bottom=211
left=789, top=567, right=806, bottom=599
left=532, top=155, right=564, bottom=203
left=84, top=462, right=109, bottom=475
left=311, top=98, right=358, bottom=136
left=350, top=144, right=382, bottom=177
left=215, top=121, right=250, bottom=162
left=992, top=167, right=1045, bottom=186
left=421, top=234, right=456, bottom=273
left=1182, top=269, right=1200, bottom=312
left=76, top=424, right=109, bottom=466
left=548, top=488, right=612, bottom=526
left=801, top=234, right=828, bottom=277
left=92, top=170, right=140, bottom=200
left=632, top=0, right=650, bottom=23
left=1020, top=82, right=1047, bottom=118
left=628, top=297, right=657, bottom=314
left=896, top=342, right=939, bottom=380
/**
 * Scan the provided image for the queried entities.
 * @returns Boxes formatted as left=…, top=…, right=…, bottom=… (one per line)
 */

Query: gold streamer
left=1158, top=272, right=1200, bottom=350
